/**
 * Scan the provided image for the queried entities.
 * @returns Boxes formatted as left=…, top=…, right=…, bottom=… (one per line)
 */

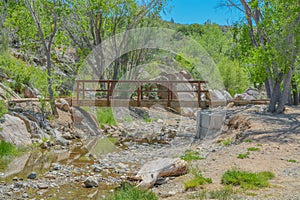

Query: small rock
left=117, top=163, right=128, bottom=169
left=53, top=164, right=61, bottom=170
left=27, top=172, right=37, bottom=179
left=13, top=176, right=18, bottom=181
left=40, top=141, right=51, bottom=149
left=93, top=166, right=102, bottom=173
left=55, top=137, right=70, bottom=146
left=45, top=174, right=56, bottom=179
left=157, top=119, right=164, bottom=123
left=22, top=193, right=29, bottom=198
left=83, top=177, right=98, bottom=188
left=38, top=183, right=49, bottom=189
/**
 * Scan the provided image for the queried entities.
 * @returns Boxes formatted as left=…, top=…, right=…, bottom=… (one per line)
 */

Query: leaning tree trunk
left=46, top=51, right=58, bottom=117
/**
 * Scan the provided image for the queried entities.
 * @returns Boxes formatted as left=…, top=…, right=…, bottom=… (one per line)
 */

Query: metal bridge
left=72, top=80, right=211, bottom=108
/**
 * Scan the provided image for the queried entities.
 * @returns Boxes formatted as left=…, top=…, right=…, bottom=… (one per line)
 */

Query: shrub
left=190, top=187, right=235, bottom=200
left=247, top=147, right=260, bottom=151
left=184, top=169, right=212, bottom=190
left=0, top=140, right=17, bottom=157
left=287, top=159, right=297, bottom=163
left=106, top=183, right=158, bottom=200
left=0, top=53, right=48, bottom=95
left=0, top=100, right=7, bottom=119
left=181, top=150, right=203, bottom=161
left=96, top=107, right=117, bottom=127
left=221, top=169, right=274, bottom=190
left=221, top=139, right=231, bottom=146
left=237, top=152, right=250, bottom=159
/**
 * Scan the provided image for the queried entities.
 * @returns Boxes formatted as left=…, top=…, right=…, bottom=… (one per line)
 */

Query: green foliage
left=106, top=183, right=158, bottom=200
left=96, top=108, right=117, bottom=127
left=221, top=169, right=274, bottom=190
left=0, top=140, right=17, bottom=158
left=184, top=168, right=212, bottom=190
left=217, top=58, right=250, bottom=96
left=190, top=186, right=235, bottom=200
left=237, top=152, right=250, bottom=159
left=247, top=147, right=260, bottom=151
left=243, top=139, right=252, bottom=143
left=181, top=150, right=203, bottom=161
left=287, top=159, right=297, bottom=163
left=232, top=0, right=300, bottom=112
left=176, top=22, right=250, bottom=95
left=0, top=53, right=48, bottom=95
left=0, top=100, right=7, bottom=119
left=221, top=139, right=231, bottom=146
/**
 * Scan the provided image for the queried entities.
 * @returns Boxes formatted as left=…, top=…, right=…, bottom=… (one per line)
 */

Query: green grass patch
left=247, top=147, right=260, bottom=151
left=189, top=186, right=235, bottom=200
left=184, top=169, right=212, bottom=190
left=243, top=139, right=252, bottom=143
left=0, top=100, right=7, bottom=119
left=221, top=169, right=275, bottom=190
left=106, top=183, right=158, bottom=200
left=287, top=159, right=297, bottom=163
left=237, top=152, right=250, bottom=159
left=221, top=139, right=231, bottom=146
left=0, top=140, right=18, bottom=157
left=181, top=150, right=203, bottom=161
left=144, top=117, right=152, bottom=123
left=96, top=107, right=117, bottom=127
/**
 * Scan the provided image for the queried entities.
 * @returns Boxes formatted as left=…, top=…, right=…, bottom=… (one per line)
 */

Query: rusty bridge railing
left=72, top=80, right=210, bottom=108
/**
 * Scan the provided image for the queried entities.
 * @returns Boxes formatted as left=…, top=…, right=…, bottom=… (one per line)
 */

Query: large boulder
left=0, top=114, right=32, bottom=146
left=72, top=107, right=101, bottom=137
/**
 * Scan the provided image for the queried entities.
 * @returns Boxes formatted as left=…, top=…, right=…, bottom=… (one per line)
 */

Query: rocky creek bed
left=1, top=104, right=300, bottom=199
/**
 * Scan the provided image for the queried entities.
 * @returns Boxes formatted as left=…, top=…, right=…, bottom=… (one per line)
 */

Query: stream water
left=0, top=138, right=123, bottom=199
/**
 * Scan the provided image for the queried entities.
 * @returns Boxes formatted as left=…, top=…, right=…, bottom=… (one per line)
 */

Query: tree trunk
left=276, top=68, right=293, bottom=113
left=46, top=50, right=58, bottom=117
left=292, top=81, right=299, bottom=105
left=269, top=80, right=280, bottom=112
left=265, top=77, right=272, bottom=99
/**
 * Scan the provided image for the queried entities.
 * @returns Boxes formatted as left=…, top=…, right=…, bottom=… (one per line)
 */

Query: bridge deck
left=71, top=99, right=210, bottom=107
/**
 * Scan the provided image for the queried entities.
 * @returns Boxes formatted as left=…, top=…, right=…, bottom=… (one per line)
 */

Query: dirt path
left=157, top=106, right=300, bottom=199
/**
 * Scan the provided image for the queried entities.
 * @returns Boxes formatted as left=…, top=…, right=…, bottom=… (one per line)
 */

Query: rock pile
left=234, top=86, right=267, bottom=100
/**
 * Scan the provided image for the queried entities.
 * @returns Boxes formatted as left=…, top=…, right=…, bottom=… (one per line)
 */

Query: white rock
left=0, top=114, right=32, bottom=146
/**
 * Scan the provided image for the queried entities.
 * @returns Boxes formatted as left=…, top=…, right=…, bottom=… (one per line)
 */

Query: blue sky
left=161, top=0, right=243, bottom=25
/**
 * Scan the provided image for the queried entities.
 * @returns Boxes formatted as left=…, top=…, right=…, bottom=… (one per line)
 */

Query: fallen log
left=135, top=158, right=188, bottom=189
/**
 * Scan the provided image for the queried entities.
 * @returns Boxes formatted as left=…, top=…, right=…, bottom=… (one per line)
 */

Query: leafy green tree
left=0, top=0, right=9, bottom=53
left=176, top=22, right=249, bottom=95
left=5, top=0, right=70, bottom=116
left=64, top=0, right=168, bottom=81
left=229, top=0, right=300, bottom=113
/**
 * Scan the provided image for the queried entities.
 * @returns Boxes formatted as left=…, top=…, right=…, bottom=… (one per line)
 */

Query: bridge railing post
left=76, top=80, right=80, bottom=105
left=137, top=81, right=141, bottom=107
left=198, top=81, right=201, bottom=107
left=82, top=81, right=85, bottom=100
left=107, top=80, right=110, bottom=106
left=167, top=82, right=170, bottom=107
